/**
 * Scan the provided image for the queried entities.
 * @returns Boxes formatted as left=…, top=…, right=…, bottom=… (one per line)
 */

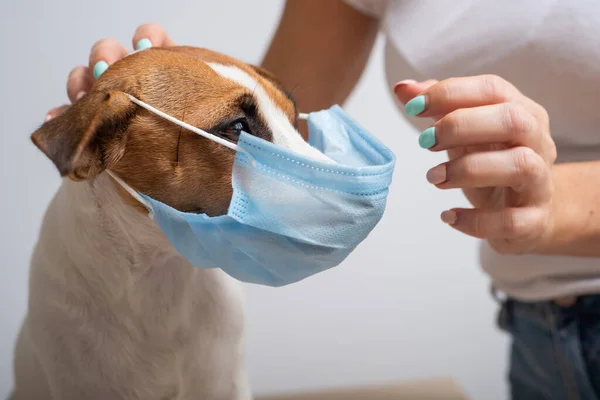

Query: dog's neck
left=40, top=172, right=188, bottom=305
left=26, top=172, right=248, bottom=399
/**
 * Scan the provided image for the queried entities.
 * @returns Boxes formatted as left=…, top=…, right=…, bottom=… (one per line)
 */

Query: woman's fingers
left=423, top=102, right=540, bottom=152
left=86, top=25, right=174, bottom=81
left=89, top=38, right=129, bottom=80
left=66, top=66, right=94, bottom=103
left=132, top=23, right=176, bottom=50
left=53, top=38, right=127, bottom=121
left=48, top=24, right=174, bottom=122
left=44, top=105, right=70, bottom=122
left=400, top=73, right=558, bottom=252
left=427, top=147, right=552, bottom=204
left=393, top=79, right=437, bottom=105
left=404, top=75, right=520, bottom=118
left=441, top=207, right=550, bottom=244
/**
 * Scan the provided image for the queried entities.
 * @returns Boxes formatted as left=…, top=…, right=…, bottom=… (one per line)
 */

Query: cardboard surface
left=256, top=377, right=469, bottom=400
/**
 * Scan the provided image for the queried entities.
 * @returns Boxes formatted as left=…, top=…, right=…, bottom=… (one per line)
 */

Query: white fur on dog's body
left=13, top=173, right=250, bottom=400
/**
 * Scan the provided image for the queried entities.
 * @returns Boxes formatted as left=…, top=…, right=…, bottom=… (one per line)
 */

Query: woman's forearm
left=261, top=0, right=379, bottom=114
left=536, top=161, right=600, bottom=256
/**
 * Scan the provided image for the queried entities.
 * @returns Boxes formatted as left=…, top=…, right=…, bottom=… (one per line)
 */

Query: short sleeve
left=343, top=0, right=389, bottom=19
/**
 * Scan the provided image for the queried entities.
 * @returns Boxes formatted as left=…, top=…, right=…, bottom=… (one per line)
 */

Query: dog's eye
left=220, top=119, right=250, bottom=138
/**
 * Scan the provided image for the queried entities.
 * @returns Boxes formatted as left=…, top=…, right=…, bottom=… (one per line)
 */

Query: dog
left=12, top=46, right=325, bottom=400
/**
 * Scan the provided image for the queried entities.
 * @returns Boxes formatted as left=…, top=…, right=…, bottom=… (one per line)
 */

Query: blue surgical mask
left=107, top=95, right=395, bottom=287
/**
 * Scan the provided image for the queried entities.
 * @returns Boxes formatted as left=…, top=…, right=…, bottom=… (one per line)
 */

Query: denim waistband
left=495, top=291, right=600, bottom=331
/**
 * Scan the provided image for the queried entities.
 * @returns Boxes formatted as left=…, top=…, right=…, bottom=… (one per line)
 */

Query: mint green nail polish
left=405, top=95, right=426, bottom=116
left=93, top=61, right=108, bottom=79
left=419, top=127, right=436, bottom=149
left=136, top=38, right=152, bottom=50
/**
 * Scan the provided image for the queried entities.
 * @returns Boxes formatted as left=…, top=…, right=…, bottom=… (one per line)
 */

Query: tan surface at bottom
left=256, top=377, right=469, bottom=400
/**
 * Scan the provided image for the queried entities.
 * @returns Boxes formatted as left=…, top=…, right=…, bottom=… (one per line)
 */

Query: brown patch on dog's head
left=31, top=47, right=298, bottom=216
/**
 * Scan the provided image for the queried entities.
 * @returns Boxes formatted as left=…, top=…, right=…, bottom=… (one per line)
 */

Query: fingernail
left=93, top=60, right=109, bottom=80
left=426, top=164, right=446, bottom=185
left=44, top=114, right=52, bottom=122
left=135, top=38, right=152, bottom=51
left=405, top=95, right=426, bottom=116
left=393, top=79, right=417, bottom=94
left=75, top=91, right=86, bottom=101
left=418, top=126, right=436, bottom=149
left=441, top=210, right=457, bottom=225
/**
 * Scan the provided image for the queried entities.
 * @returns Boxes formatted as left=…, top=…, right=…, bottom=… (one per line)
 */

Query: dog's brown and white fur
left=12, top=46, right=327, bottom=400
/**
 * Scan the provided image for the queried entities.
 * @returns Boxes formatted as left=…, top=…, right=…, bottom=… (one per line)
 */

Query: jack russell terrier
left=13, top=46, right=327, bottom=400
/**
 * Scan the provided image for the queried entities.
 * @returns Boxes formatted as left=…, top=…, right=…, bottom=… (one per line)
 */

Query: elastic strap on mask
left=125, top=94, right=257, bottom=166
left=105, top=169, right=155, bottom=218
left=104, top=93, right=263, bottom=214
left=106, top=95, right=310, bottom=213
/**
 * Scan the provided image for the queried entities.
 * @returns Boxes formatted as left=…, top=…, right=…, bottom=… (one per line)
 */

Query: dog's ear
left=31, top=90, right=137, bottom=181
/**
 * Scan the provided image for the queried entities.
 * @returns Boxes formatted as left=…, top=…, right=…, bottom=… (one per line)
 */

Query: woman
left=47, top=1, right=600, bottom=398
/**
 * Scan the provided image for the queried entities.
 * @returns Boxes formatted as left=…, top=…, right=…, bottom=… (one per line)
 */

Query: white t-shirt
left=345, top=0, right=600, bottom=301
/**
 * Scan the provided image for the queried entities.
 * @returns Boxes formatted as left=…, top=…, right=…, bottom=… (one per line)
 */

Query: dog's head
left=32, top=47, right=321, bottom=216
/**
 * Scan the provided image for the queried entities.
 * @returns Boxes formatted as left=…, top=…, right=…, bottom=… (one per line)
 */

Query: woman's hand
left=44, top=23, right=175, bottom=122
left=395, top=75, right=557, bottom=255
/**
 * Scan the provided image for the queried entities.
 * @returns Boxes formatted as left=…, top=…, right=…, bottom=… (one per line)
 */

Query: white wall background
left=0, top=1, right=508, bottom=399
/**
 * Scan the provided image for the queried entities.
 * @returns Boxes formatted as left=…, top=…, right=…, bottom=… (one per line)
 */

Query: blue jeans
left=498, top=295, right=600, bottom=400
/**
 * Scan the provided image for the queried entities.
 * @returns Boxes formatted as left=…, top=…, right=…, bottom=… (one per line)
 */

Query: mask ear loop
left=105, top=170, right=155, bottom=219
left=105, top=94, right=258, bottom=215
left=125, top=94, right=257, bottom=167
left=298, top=113, right=309, bottom=120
